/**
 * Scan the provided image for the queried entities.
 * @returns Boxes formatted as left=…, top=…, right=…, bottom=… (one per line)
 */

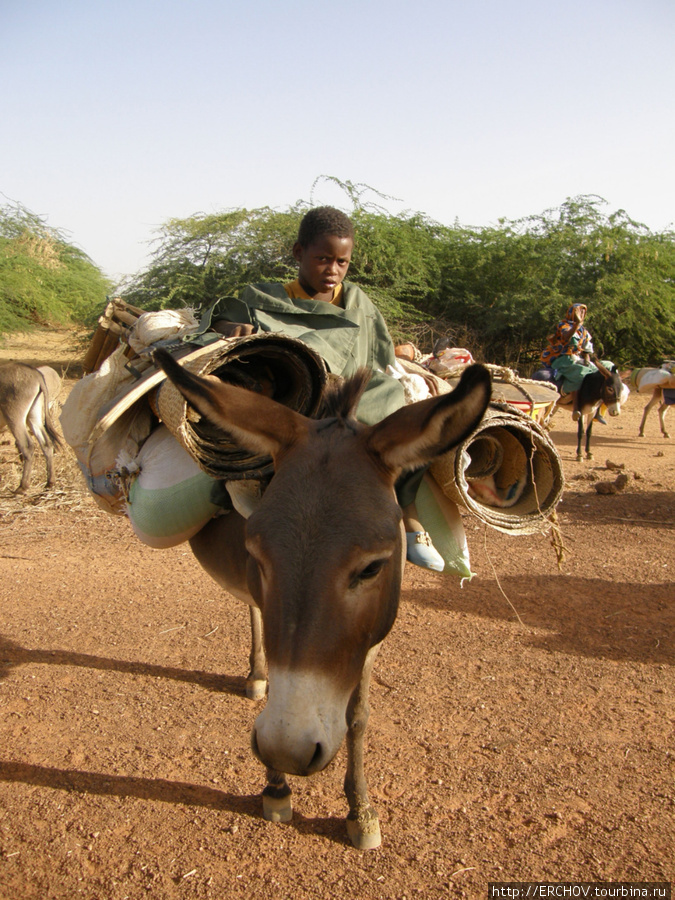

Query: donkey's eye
left=348, top=557, right=391, bottom=590
left=359, top=560, right=386, bottom=581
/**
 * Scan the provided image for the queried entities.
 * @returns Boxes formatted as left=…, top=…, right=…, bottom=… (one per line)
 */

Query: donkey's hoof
left=346, top=813, right=381, bottom=850
left=586, top=452, right=594, bottom=460
left=576, top=454, right=583, bottom=462
left=262, top=793, right=292, bottom=823
left=246, top=678, right=267, bottom=701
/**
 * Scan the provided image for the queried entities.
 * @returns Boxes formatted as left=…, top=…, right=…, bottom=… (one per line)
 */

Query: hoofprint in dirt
left=0, top=329, right=673, bottom=900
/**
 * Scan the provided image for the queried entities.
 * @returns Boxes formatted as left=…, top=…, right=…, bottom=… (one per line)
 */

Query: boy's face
left=293, top=234, right=353, bottom=301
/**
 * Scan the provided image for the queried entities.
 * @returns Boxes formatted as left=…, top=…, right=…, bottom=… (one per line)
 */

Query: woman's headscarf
left=541, top=303, right=593, bottom=365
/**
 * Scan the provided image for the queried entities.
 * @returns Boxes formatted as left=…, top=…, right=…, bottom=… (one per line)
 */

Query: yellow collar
left=284, top=279, right=344, bottom=306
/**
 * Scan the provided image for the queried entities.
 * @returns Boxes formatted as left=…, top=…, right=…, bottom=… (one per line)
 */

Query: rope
left=484, top=373, right=566, bottom=569
left=482, top=524, right=525, bottom=627
left=547, top=509, right=567, bottom=569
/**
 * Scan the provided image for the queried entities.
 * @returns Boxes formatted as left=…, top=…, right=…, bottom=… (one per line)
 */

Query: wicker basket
left=430, top=402, right=564, bottom=535
left=156, top=333, right=327, bottom=480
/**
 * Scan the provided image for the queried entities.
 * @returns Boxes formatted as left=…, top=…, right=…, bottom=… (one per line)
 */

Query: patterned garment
left=541, top=303, right=594, bottom=366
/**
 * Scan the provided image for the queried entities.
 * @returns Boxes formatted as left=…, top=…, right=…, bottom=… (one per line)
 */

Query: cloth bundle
left=630, top=363, right=675, bottom=393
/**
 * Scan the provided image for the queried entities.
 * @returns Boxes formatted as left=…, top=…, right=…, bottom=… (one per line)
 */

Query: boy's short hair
left=296, top=206, right=354, bottom=247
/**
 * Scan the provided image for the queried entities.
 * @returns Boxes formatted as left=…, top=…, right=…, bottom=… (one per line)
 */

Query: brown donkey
left=156, top=349, right=491, bottom=849
left=0, top=363, right=62, bottom=492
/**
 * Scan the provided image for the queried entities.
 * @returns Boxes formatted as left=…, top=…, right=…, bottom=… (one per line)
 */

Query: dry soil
left=0, top=329, right=673, bottom=900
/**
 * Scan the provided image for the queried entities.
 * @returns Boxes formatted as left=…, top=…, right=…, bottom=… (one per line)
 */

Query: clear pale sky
left=2, top=0, right=673, bottom=283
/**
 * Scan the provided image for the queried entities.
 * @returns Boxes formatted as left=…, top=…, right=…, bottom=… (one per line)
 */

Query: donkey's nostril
left=251, top=730, right=327, bottom=775
left=308, top=742, right=324, bottom=772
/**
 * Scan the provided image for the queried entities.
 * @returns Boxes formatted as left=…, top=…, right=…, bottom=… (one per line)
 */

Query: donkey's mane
left=318, top=368, right=371, bottom=421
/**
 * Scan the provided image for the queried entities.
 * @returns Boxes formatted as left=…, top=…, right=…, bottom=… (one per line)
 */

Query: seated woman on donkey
left=539, top=303, right=606, bottom=424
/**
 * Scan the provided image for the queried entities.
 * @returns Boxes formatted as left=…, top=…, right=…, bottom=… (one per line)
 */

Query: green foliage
left=122, top=180, right=451, bottom=345
left=434, top=197, right=675, bottom=368
left=347, top=209, right=445, bottom=342
left=120, top=207, right=302, bottom=311
left=0, top=201, right=111, bottom=333
left=122, top=187, right=675, bottom=368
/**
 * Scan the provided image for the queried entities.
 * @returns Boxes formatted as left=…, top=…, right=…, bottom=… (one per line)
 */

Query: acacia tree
left=122, top=190, right=675, bottom=367
left=433, top=196, right=675, bottom=367
left=0, top=201, right=110, bottom=331
left=120, top=207, right=302, bottom=312
left=121, top=190, right=446, bottom=342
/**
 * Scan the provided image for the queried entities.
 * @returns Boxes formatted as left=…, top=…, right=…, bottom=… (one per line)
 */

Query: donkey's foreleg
left=585, top=417, right=595, bottom=460
left=639, top=390, right=662, bottom=438
left=246, top=605, right=267, bottom=701
left=261, top=767, right=292, bottom=823
left=344, top=643, right=382, bottom=850
left=658, top=402, right=670, bottom=439
left=576, top=416, right=585, bottom=461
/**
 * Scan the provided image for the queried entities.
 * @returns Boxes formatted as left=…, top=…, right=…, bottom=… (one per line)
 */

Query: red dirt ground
left=0, top=329, right=673, bottom=900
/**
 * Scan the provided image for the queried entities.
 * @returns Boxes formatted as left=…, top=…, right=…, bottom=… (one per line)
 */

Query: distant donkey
left=0, top=363, right=63, bottom=492
left=632, top=363, right=675, bottom=440
left=533, top=358, right=627, bottom=461
left=570, top=360, right=626, bottom=461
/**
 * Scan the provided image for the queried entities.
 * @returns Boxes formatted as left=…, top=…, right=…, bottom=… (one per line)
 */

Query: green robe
left=210, top=282, right=406, bottom=425
left=552, top=355, right=614, bottom=394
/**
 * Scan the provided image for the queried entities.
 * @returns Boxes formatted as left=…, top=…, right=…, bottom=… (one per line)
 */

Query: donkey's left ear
left=366, top=364, right=491, bottom=474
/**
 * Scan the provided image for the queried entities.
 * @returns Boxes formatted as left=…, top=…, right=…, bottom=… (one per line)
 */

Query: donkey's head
left=156, top=350, right=491, bottom=777
left=593, top=358, right=625, bottom=417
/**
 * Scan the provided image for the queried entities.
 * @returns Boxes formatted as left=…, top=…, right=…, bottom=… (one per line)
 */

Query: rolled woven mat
left=156, top=333, right=327, bottom=480
left=430, top=402, right=564, bottom=535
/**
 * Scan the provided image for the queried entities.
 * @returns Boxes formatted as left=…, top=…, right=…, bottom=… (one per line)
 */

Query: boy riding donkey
left=204, top=206, right=445, bottom=571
